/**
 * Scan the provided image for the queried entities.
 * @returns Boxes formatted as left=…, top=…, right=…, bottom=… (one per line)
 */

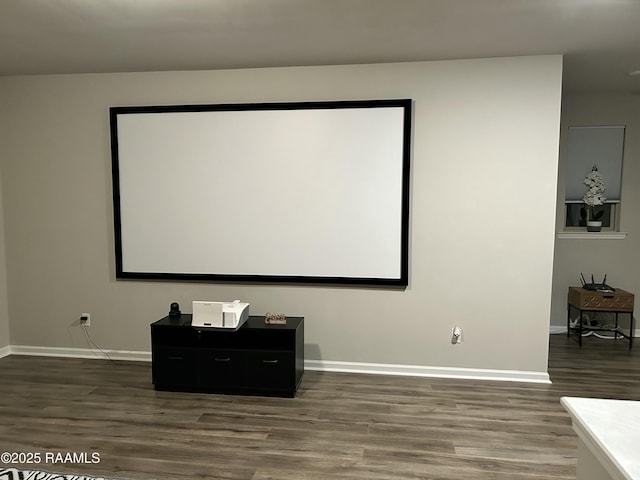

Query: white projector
left=191, top=300, right=250, bottom=329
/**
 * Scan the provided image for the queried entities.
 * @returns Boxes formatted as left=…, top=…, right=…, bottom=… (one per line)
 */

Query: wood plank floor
left=1, top=334, right=639, bottom=480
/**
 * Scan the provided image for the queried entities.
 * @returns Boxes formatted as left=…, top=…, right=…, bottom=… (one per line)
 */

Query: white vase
left=587, top=220, right=602, bottom=232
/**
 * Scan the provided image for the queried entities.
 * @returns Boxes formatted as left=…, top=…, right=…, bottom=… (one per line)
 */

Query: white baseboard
left=550, top=325, right=567, bottom=334
left=5, top=345, right=550, bottom=384
left=304, top=359, right=550, bottom=384
left=0, top=345, right=10, bottom=359
left=8, top=345, right=151, bottom=362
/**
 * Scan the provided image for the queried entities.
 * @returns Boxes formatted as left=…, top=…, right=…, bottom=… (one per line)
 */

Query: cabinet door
left=152, top=346, right=199, bottom=387
left=198, top=349, right=245, bottom=388
left=245, top=351, right=295, bottom=391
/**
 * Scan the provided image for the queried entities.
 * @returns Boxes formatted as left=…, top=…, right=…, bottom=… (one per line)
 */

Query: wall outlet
left=80, top=313, right=91, bottom=327
left=451, top=325, right=462, bottom=344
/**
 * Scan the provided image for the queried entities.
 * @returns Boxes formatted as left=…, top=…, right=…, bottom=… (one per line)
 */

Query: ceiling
left=1, top=0, right=640, bottom=94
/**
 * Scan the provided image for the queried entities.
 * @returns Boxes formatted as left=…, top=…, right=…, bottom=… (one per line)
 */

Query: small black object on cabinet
left=169, top=302, right=181, bottom=317
left=150, top=315, right=304, bottom=397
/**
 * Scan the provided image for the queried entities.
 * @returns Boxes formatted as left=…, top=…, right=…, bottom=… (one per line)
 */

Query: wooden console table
left=567, top=287, right=635, bottom=350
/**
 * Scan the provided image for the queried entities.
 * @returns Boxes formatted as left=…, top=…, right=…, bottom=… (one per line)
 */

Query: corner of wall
left=0, top=118, right=11, bottom=349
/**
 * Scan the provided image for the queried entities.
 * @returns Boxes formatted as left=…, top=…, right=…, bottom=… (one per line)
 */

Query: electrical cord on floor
left=569, top=317, right=622, bottom=340
left=81, top=324, right=115, bottom=363
left=580, top=330, right=619, bottom=340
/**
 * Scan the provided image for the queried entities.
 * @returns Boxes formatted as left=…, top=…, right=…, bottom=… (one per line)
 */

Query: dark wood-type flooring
left=1, top=334, right=639, bottom=480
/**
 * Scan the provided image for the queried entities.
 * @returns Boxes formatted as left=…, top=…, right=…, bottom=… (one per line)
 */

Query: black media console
left=151, top=315, right=304, bottom=397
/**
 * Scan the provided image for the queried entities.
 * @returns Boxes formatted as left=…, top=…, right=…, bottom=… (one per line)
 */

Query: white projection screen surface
left=110, top=100, right=412, bottom=286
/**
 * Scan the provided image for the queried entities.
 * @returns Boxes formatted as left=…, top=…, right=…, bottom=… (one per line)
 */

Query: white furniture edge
left=1, top=345, right=550, bottom=384
left=561, top=396, right=635, bottom=480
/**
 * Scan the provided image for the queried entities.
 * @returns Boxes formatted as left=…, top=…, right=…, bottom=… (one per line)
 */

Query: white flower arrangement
left=582, top=165, right=606, bottom=221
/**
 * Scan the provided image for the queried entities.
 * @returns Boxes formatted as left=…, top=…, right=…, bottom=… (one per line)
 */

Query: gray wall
left=552, top=92, right=640, bottom=328
left=0, top=56, right=562, bottom=376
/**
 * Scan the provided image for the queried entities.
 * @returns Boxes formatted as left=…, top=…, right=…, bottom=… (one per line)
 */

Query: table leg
left=579, top=310, right=583, bottom=347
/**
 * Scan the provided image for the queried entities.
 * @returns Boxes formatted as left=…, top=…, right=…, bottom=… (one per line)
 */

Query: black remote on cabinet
left=151, top=315, right=304, bottom=397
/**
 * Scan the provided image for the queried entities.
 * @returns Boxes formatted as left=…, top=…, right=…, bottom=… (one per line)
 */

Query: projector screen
left=110, top=99, right=412, bottom=286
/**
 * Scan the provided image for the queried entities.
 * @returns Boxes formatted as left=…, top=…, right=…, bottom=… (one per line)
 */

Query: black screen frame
left=110, top=99, right=412, bottom=287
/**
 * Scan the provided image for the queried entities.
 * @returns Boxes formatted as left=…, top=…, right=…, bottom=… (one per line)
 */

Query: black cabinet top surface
left=152, top=314, right=303, bottom=331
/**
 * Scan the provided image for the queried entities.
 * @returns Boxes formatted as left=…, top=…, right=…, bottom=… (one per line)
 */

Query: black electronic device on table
left=580, top=273, right=615, bottom=292
left=169, top=302, right=181, bottom=318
